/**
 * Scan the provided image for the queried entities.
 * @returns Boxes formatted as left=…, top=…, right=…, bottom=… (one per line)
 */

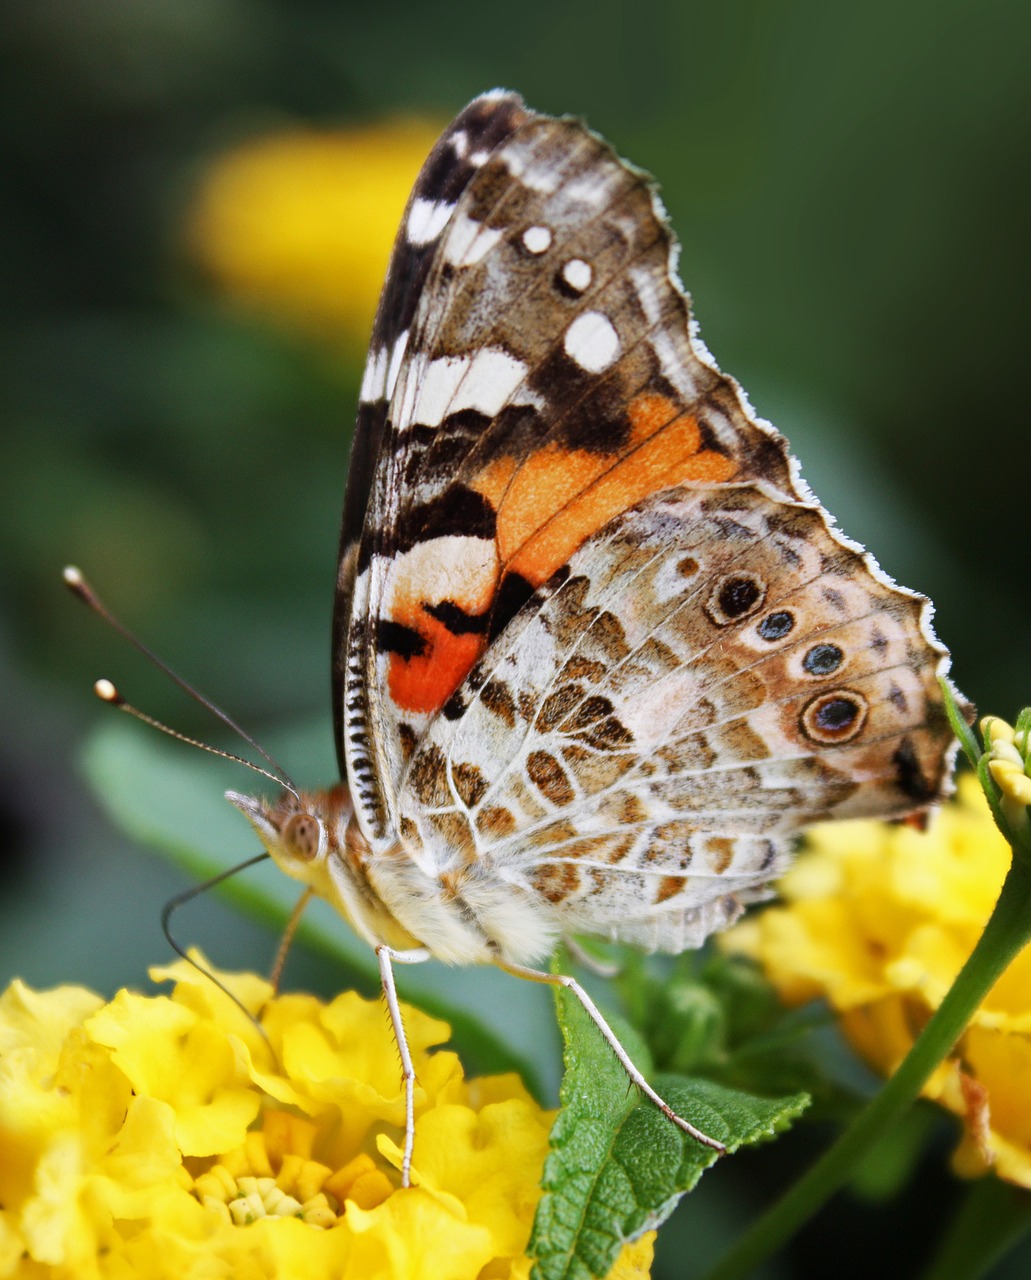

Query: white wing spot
left=386, top=330, right=409, bottom=401
left=450, top=130, right=469, bottom=159
left=629, top=265, right=663, bottom=324
left=564, top=311, right=621, bottom=373
left=383, top=537, right=499, bottom=621
left=459, top=347, right=530, bottom=417
left=469, top=149, right=491, bottom=167
left=443, top=211, right=504, bottom=267
left=407, top=197, right=454, bottom=246
left=561, top=172, right=612, bottom=208
left=359, top=345, right=388, bottom=403
left=649, top=326, right=704, bottom=405
left=522, top=225, right=552, bottom=255
left=561, top=258, right=592, bottom=293
left=398, top=347, right=531, bottom=429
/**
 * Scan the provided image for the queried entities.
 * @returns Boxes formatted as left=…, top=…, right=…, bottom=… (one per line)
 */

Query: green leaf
left=529, top=983, right=809, bottom=1280
left=616, top=950, right=858, bottom=1119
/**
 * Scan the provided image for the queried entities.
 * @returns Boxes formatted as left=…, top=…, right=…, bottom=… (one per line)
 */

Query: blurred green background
left=2, top=1, right=1029, bottom=1276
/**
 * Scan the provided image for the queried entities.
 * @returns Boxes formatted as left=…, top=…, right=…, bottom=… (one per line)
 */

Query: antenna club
left=65, top=570, right=297, bottom=792
left=63, top=565, right=97, bottom=606
left=94, top=678, right=122, bottom=705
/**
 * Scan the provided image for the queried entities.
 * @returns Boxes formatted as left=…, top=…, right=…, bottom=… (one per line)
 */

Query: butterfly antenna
left=161, top=852, right=273, bottom=1045
left=93, top=679, right=298, bottom=795
left=63, top=565, right=298, bottom=796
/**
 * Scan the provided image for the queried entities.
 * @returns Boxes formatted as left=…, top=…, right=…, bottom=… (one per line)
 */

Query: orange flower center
left=190, top=1110, right=394, bottom=1228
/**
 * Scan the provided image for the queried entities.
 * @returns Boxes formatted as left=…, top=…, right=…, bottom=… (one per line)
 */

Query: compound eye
left=283, top=813, right=321, bottom=860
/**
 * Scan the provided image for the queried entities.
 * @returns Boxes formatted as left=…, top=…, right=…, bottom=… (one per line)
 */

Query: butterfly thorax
left=227, top=784, right=559, bottom=964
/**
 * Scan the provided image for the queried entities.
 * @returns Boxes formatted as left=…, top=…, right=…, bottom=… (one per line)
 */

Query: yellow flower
left=187, top=118, right=443, bottom=349
left=0, top=959, right=601, bottom=1278
left=725, top=774, right=1031, bottom=1186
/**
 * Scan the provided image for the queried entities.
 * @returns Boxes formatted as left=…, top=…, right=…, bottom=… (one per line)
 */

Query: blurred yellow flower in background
left=1, top=958, right=646, bottom=1279
left=187, top=118, right=442, bottom=350
left=725, top=774, right=1031, bottom=1187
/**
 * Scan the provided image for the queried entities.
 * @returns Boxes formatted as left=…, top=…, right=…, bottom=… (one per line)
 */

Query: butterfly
left=222, top=90, right=959, bottom=1185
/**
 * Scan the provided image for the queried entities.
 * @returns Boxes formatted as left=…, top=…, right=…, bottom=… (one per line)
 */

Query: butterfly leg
left=499, top=960, right=725, bottom=1153
left=269, top=887, right=315, bottom=993
left=376, top=944, right=432, bottom=1188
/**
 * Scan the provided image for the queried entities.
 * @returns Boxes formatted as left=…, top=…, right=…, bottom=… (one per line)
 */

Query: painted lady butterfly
left=223, top=92, right=959, bottom=1183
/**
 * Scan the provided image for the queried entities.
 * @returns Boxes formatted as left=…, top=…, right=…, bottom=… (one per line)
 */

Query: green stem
left=703, top=855, right=1031, bottom=1280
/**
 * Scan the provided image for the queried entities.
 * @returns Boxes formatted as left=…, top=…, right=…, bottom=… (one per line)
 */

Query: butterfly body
left=230, top=781, right=560, bottom=965
left=225, top=91, right=959, bottom=1175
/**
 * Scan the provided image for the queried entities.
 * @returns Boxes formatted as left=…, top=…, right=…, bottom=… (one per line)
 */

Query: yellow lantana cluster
left=187, top=119, right=441, bottom=349
left=725, top=774, right=1031, bottom=1187
left=0, top=959, right=653, bottom=1279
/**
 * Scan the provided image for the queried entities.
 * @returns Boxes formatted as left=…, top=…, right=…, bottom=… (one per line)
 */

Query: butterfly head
left=226, top=783, right=427, bottom=954
left=226, top=786, right=351, bottom=884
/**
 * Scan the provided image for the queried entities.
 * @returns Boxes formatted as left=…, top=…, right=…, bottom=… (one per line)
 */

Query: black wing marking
left=331, top=91, right=531, bottom=777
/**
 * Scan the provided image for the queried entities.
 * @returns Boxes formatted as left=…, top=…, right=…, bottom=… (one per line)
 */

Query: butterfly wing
left=395, top=482, right=954, bottom=952
left=337, top=92, right=958, bottom=956
left=338, top=92, right=823, bottom=851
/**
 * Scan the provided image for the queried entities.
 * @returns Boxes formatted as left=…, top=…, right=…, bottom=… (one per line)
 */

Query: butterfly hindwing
left=392, top=482, right=951, bottom=950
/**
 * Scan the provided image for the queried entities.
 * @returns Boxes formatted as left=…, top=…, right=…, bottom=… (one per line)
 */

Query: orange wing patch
left=386, top=393, right=737, bottom=717
left=387, top=612, right=484, bottom=715
left=498, top=393, right=737, bottom=586
left=384, top=536, right=498, bottom=715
